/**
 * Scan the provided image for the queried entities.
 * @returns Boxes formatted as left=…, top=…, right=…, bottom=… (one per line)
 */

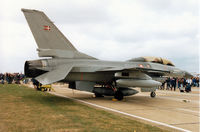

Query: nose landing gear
left=150, top=91, right=156, bottom=98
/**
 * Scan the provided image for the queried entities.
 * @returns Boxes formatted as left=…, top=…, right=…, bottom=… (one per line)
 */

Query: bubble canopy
left=127, top=56, right=175, bottom=66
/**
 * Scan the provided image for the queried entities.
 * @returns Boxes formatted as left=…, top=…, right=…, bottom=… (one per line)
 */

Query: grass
left=0, top=84, right=168, bottom=132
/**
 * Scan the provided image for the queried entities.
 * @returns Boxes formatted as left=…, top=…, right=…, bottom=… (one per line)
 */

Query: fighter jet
left=22, top=9, right=192, bottom=100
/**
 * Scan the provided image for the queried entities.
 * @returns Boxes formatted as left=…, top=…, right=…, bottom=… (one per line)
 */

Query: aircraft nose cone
left=184, top=71, right=193, bottom=78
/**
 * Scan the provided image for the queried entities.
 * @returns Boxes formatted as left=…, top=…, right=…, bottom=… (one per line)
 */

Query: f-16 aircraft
left=22, top=9, right=192, bottom=100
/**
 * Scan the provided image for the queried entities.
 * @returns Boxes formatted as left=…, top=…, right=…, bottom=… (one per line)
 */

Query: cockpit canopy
left=128, top=56, right=175, bottom=66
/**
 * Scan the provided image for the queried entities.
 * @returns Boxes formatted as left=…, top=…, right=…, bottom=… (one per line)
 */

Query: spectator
left=32, top=78, right=40, bottom=90
left=185, top=83, right=191, bottom=92
left=196, top=77, right=199, bottom=87
left=0, top=73, right=4, bottom=84
left=183, top=78, right=187, bottom=87
left=171, top=77, right=177, bottom=91
left=177, top=78, right=181, bottom=88
left=160, top=81, right=166, bottom=90
left=179, top=78, right=185, bottom=92
left=166, top=78, right=170, bottom=90
left=0, top=73, right=25, bottom=84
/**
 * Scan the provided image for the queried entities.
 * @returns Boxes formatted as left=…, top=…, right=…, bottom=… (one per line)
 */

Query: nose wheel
left=150, top=91, right=156, bottom=98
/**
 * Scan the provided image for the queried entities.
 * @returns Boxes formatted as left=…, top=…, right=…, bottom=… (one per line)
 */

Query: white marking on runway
left=51, top=92, right=191, bottom=132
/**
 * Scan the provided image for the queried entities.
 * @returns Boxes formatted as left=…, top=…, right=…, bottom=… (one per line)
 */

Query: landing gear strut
left=150, top=91, right=156, bottom=98
left=114, top=90, right=124, bottom=100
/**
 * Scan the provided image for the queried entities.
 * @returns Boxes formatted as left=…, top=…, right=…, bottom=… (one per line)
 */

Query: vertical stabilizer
left=22, top=9, right=76, bottom=51
left=22, top=9, right=96, bottom=59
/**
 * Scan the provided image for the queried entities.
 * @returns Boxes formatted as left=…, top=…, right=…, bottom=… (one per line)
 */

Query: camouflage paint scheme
left=22, top=9, right=192, bottom=100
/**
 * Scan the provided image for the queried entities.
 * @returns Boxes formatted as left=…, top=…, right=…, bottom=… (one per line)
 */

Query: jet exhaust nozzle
left=24, top=60, right=47, bottom=78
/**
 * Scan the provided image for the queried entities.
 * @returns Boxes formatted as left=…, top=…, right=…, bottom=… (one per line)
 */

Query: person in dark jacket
left=171, top=77, right=177, bottom=91
left=196, top=77, right=199, bottom=87
left=32, top=78, right=40, bottom=90
left=166, top=78, right=170, bottom=90
left=185, top=83, right=191, bottom=92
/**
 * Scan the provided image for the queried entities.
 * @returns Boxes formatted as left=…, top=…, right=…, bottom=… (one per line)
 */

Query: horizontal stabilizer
left=35, top=64, right=73, bottom=84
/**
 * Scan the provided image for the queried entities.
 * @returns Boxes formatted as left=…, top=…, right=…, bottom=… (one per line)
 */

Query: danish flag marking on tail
left=43, top=26, right=51, bottom=30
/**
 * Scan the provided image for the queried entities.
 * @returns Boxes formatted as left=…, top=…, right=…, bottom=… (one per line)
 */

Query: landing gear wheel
left=94, top=93, right=104, bottom=98
left=150, top=91, right=156, bottom=98
left=114, top=91, right=124, bottom=100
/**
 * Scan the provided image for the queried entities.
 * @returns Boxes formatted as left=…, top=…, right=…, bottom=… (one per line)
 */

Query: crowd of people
left=0, top=73, right=25, bottom=84
left=0, top=73, right=199, bottom=93
left=160, top=77, right=199, bottom=92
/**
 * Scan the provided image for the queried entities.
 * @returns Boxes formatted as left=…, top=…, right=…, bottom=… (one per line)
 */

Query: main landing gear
left=114, top=90, right=124, bottom=101
left=94, top=82, right=124, bottom=101
left=94, top=93, right=104, bottom=97
left=111, top=83, right=124, bottom=101
left=150, top=91, right=156, bottom=98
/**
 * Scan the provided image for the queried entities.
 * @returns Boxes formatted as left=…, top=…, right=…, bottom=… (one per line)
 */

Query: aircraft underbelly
left=64, top=72, right=114, bottom=82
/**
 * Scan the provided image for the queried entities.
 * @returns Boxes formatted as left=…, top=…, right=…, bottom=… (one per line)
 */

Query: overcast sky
left=0, top=0, right=199, bottom=73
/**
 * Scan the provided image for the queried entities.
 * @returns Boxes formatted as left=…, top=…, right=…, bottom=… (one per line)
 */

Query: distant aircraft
left=22, top=9, right=192, bottom=100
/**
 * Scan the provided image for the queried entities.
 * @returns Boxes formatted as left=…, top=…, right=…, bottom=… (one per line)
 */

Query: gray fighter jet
left=22, top=9, right=192, bottom=100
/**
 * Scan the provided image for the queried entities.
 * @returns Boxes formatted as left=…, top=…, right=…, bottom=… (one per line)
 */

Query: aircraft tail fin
left=22, top=9, right=96, bottom=59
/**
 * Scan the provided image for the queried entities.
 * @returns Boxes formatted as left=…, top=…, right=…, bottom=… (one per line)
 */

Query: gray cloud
left=0, top=0, right=199, bottom=73
left=138, top=0, right=198, bottom=15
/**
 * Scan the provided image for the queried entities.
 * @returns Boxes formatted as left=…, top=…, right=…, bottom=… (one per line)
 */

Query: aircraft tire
left=114, top=91, right=124, bottom=100
left=150, top=91, right=156, bottom=98
left=94, top=93, right=104, bottom=97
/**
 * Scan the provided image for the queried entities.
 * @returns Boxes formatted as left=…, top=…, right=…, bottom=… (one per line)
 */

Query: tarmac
left=51, top=84, right=199, bottom=132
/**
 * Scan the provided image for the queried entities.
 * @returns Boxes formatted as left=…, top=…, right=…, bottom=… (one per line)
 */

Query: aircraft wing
left=97, top=65, right=170, bottom=73
left=35, top=64, right=73, bottom=85
left=134, top=67, right=170, bottom=73
left=98, top=67, right=126, bottom=71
